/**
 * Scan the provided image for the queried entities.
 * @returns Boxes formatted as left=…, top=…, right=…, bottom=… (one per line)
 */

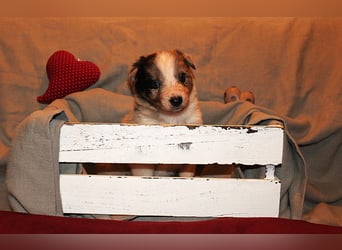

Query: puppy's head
left=128, top=49, right=196, bottom=114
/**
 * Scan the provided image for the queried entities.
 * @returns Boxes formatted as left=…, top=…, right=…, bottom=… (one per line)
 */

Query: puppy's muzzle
left=169, top=96, right=183, bottom=109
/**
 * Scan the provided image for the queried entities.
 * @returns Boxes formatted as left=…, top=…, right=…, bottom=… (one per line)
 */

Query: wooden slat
left=60, top=175, right=281, bottom=217
left=59, top=123, right=284, bottom=217
left=59, top=123, right=284, bottom=165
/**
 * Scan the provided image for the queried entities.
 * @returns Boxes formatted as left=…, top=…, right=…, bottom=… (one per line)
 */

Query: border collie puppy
left=122, top=49, right=203, bottom=177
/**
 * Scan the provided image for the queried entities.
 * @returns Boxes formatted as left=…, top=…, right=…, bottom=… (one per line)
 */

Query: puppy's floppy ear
left=127, top=58, right=142, bottom=94
left=174, top=49, right=196, bottom=70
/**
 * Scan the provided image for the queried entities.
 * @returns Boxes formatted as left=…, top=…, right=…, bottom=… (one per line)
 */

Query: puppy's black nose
left=169, top=96, right=183, bottom=107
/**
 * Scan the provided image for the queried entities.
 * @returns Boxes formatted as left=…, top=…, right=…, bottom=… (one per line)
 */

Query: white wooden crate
left=59, top=123, right=284, bottom=217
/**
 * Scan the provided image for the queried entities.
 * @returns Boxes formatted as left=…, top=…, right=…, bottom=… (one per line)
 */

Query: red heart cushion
left=37, top=50, right=101, bottom=104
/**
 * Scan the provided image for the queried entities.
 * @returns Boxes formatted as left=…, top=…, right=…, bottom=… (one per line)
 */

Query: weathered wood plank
left=60, top=175, right=281, bottom=217
left=59, top=123, right=284, bottom=165
left=59, top=123, right=284, bottom=217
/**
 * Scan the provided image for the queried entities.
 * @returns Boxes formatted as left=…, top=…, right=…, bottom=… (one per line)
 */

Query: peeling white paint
left=58, top=123, right=284, bottom=217
left=60, top=175, right=281, bottom=217
left=59, top=123, right=284, bottom=165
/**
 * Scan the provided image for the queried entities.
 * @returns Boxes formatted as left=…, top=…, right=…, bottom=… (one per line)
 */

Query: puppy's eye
left=178, top=72, right=187, bottom=84
left=149, top=80, right=160, bottom=89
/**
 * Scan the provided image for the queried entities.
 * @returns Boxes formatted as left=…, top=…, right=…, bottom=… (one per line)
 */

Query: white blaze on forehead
left=155, top=51, right=177, bottom=84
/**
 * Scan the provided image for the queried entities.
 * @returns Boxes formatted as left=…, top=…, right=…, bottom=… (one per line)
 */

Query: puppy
left=122, top=49, right=203, bottom=177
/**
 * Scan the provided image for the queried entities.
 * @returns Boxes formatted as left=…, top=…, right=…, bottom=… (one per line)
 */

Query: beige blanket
left=7, top=88, right=306, bottom=219
left=1, top=17, right=341, bottom=225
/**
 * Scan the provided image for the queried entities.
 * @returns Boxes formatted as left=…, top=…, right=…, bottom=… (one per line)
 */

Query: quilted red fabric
left=37, top=50, right=100, bottom=103
left=1, top=211, right=342, bottom=234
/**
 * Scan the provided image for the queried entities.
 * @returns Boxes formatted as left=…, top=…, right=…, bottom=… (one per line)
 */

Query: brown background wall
left=1, top=0, right=341, bottom=17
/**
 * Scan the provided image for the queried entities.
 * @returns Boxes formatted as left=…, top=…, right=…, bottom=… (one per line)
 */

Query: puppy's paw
left=178, top=164, right=196, bottom=177
left=224, top=86, right=256, bottom=104
left=224, top=86, right=241, bottom=103
left=130, top=164, right=155, bottom=176
left=240, top=90, right=255, bottom=104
